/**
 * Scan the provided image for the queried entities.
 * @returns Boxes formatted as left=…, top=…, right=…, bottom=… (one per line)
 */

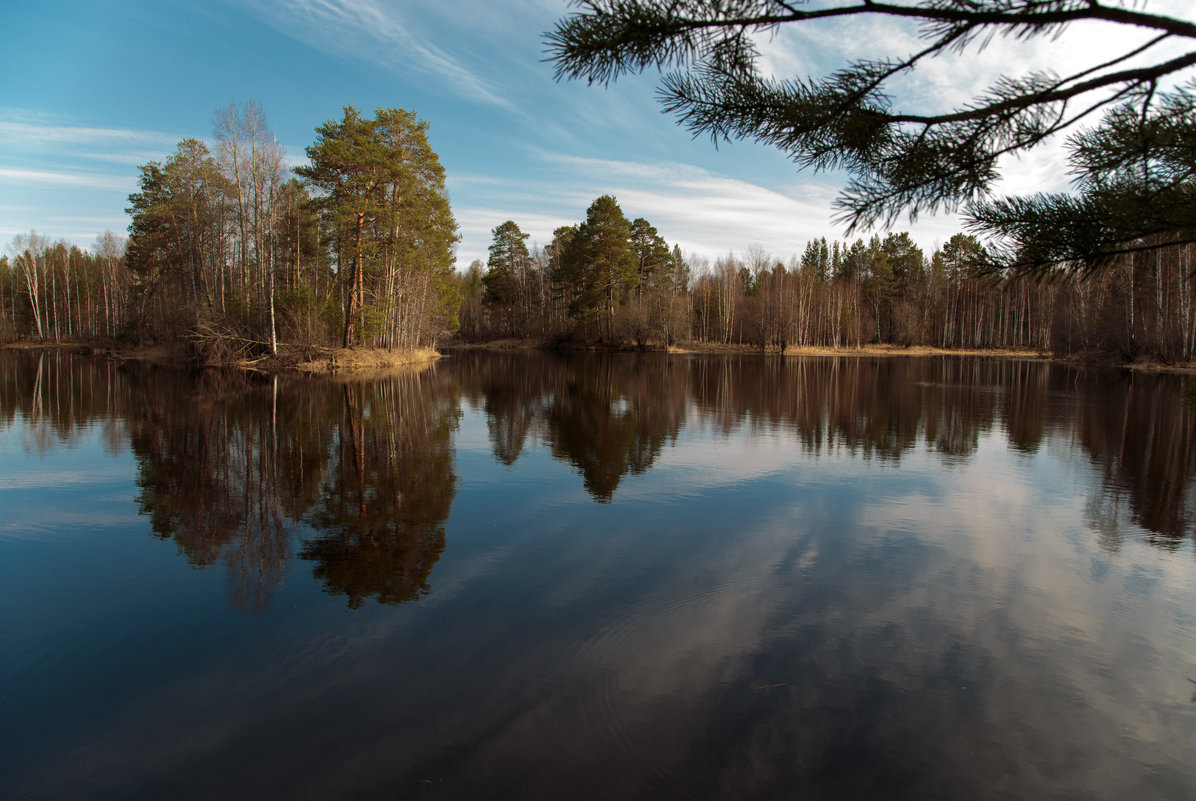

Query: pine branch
left=548, top=1, right=1196, bottom=273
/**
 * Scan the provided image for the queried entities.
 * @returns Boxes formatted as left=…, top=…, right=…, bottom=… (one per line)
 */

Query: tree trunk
left=343, top=213, right=365, bottom=348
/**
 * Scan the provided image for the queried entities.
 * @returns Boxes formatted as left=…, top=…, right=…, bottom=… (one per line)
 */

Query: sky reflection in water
left=1, top=350, right=1195, bottom=800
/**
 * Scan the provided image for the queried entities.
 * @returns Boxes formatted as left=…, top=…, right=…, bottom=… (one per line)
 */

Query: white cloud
left=453, top=205, right=577, bottom=245
left=0, top=112, right=177, bottom=246
left=0, top=120, right=177, bottom=149
left=991, top=135, right=1075, bottom=197
left=0, top=168, right=134, bottom=192
left=0, top=115, right=181, bottom=173
left=754, top=0, right=1193, bottom=109
left=450, top=152, right=963, bottom=269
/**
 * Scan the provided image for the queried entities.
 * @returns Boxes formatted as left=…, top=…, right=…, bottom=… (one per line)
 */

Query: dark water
left=2, top=350, right=1195, bottom=800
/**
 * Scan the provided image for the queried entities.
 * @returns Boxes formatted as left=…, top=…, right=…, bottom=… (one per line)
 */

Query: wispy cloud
left=0, top=168, right=134, bottom=192
left=48, top=215, right=130, bottom=226
left=0, top=113, right=181, bottom=171
left=453, top=205, right=578, bottom=256
left=245, top=0, right=519, bottom=110
left=0, top=112, right=158, bottom=246
left=0, top=120, right=177, bottom=149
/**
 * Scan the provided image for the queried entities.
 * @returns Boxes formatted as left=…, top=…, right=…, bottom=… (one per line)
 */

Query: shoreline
left=6, top=338, right=1195, bottom=376
left=444, top=338, right=1196, bottom=374
left=0, top=340, right=441, bottom=375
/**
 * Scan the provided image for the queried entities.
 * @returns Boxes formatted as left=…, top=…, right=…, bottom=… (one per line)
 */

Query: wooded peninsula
left=3, top=102, right=1193, bottom=370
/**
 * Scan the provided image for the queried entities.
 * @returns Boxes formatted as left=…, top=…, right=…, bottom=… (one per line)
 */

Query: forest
left=1, top=101, right=1194, bottom=364
left=1, top=103, right=461, bottom=362
left=461, top=201, right=1196, bottom=363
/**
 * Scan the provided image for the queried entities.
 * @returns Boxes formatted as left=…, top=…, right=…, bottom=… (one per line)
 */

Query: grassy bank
left=1, top=340, right=440, bottom=374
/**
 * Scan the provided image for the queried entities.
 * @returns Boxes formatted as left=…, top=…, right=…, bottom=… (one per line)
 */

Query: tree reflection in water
left=544, top=355, right=686, bottom=502
left=96, top=359, right=456, bottom=613
left=301, top=380, right=457, bottom=608
left=126, top=368, right=295, bottom=614
left=457, top=352, right=1196, bottom=538
left=2, top=350, right=1195, bottom=613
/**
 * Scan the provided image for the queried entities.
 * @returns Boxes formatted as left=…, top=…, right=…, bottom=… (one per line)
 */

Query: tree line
left=458, top=196, right=1196, bottom=363
left=3, top=105, right=1194, bottom=363
left=1, top=102, right=460, bottom=359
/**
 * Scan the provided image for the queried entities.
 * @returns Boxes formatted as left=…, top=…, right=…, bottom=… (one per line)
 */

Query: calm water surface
left=2, top=350, right=1195, bottom=800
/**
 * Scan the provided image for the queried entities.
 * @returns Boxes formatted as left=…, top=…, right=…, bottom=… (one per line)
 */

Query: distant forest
left=2, top=102, right=1194, bottom=363
left=464, top=201, right=1196, bottom=362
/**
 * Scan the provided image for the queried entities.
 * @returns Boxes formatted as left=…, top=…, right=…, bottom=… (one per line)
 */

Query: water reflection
left=4, top=349, right=1196, bottom=800
left=125, top=368, right=293, bottom=614
left=0, top=354, right=457, bottom=613
left=458, top=352, right=687, bottom=500
left=457, top=352, right=1196, bottom=541
left=459, top=355, right=1054, bottom=474
left=1076, top=369, right=1196, bottom=548
left=300, top=382, right=457, bottom=608
left=2, top=350, right=1195, bottom=604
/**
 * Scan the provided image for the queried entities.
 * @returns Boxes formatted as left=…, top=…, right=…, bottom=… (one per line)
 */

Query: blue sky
left=2, top=0, right=1188, bottom=268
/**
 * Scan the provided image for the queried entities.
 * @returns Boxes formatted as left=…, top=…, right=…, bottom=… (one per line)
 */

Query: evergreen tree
left=373, top=108, right=460, bottom=349
left=561, top=196, right=639, bottom=340
left=630, top=217, right=671, bottom=291
left=548, top=225, right=581, bottom=332
left=669, top=244, right=690, bottom=295
left=801, top=238, right=830, bottom=282
left=483, top=220, right=530, bottom=336
left=457, top=259, right=486, bottom=341
left=126, top=139, right=227, bottom=335
left=940, top=234, right=988, bottom=283
left=296, top=107, right=391, bottom=347
left=626, top=217, right=675, bottom=345
left=969, top=95, right=1196, bottom=272
left=297, top=106, right=458, bottom=348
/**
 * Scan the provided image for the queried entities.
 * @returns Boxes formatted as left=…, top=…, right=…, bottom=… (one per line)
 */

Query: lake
left=2, top=349, right=1195, bottom=800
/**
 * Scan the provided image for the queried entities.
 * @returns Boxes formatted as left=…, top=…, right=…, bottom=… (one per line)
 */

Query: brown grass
left=449, top=338, right=1051, bottom=360
left=0, top=340, right=440, bottom=374
left=665, top=342, right=1050, bottom=359
left=257, top=345, right=439, bottom=374
left=782, top=344, right=1049, bottom=359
